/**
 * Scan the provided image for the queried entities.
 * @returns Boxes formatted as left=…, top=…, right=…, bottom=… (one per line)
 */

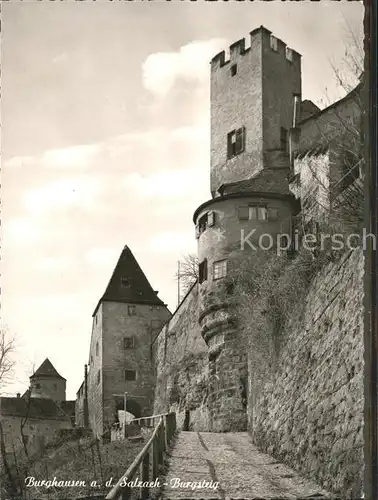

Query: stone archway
left=114, top=396, right=142, bottom=423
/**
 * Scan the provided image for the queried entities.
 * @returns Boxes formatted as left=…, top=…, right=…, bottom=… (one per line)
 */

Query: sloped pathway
left=159, top=431, right=332, bottom=499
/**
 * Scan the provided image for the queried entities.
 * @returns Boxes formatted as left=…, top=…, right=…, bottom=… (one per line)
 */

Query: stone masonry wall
left=154, top=284, right=209, bottom=431
left=249, top=249, right=364, bottom=499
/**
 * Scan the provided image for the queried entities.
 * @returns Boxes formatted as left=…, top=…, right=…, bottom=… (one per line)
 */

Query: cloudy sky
left=1, top=1, right=363, bottom=399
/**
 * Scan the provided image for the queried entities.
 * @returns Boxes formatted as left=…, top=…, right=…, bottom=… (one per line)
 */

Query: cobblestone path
left=159, top=431, right=332, bottom=499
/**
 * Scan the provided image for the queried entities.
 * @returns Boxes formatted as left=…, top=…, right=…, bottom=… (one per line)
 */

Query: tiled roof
left=0, top=397, right=71, bottom=420
left=93, top=245, right=165, bottom=316
left=30, top=358, right=66, bottom=380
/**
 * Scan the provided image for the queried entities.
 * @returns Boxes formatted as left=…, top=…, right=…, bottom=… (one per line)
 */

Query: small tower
left=87, top=245, right=171, bottom=438
left=194, top=27, right=300, bottom=432
left=29, top=358, right=66, bottom=401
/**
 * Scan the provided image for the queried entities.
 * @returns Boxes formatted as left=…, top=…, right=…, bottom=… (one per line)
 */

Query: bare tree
left=175, top=254, right=199, bottom=300
left=293, top=22, right=364, bottom=239
left=0, top=328, right=16, bottom=392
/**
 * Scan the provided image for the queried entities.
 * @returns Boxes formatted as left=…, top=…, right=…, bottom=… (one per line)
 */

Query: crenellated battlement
left=211, top=25, right=301, bottom=69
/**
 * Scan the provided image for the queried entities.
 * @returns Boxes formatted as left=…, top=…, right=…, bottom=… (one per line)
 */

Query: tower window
left=128, top=305, right=136, bottom=316
left=96, top=342, right=99, bottom=356
left=213, top=260, right=227, bottom=280
left=121, top=278, right=130, bottom=288
left=97, top=371, right=100, bottom=385
left=199, top=259, right=208, bottom=284
left=198, top=213, right=208, bottom=234
left=230, top=64, right=237, bottom=76
left=238, top=205, right=268, bottom=221
left=280, top=127, right=288, bottom=152
left=125, top=370, right=136, bottom=381
left=227, top=127, right=245, bottom=159
left=124, top=337, right=134, bottom=349
left=268, top=208, right=278, bottom=220
left=270, top=35, right=278, bottom=52
left=286, top=47, right=293, bottom=62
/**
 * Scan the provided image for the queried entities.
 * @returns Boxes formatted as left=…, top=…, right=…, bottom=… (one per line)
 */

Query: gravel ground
left=159, top=431, right=333, bottom=500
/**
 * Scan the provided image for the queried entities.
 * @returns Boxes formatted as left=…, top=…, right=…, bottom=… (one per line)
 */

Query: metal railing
left=105, top=412, right=176, bottom=500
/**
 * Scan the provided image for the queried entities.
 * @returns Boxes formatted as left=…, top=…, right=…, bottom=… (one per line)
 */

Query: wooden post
left=141, top=451, right=150, bottom=500
left=124, top=392, right=128, bottom=439
left=152, top=436, right=158, bottom=480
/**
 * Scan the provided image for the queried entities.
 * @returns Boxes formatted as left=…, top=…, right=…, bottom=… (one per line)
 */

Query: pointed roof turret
left=30, top=358, right=66, bottom=380
left=92, top=245, right=165, bottom=316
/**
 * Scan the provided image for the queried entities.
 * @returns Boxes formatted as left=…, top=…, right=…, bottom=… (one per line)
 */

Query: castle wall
left=249, top=249, right=364, bottom=498
left=101, top=301, right=171, bottom=434
left=261, top=30, right=301, bottom=162
left=0, top=415, right=73, bottom=455
left=75, top=382, right=85, bottom=427
left=87, top=305, right=104, bottom=437
left=290, top=88, right=362, bottom=232
left=153, top=284, right=209, bottom=431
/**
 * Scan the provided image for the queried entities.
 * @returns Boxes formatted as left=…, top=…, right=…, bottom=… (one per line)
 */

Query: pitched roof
left=0, top=397, right=71, bottom=420
left=30, top=358, right=66, bottom=380
left=93, top=245, right=166, bottom=316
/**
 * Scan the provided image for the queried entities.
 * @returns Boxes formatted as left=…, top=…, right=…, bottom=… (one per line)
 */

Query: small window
left=199, top=259, right=208, bottom=284
left=95, top=315, right=98, bottom=325
left=286, top=47, right=293, bottom=62
left=230, top=64, right=237, bottom=76
left=198, top=213, right=208, bottom=235
left=96, top=342, right=99, bottom=356
left=268, top=208, right=278, bottom=220
left=258, top=206, right=268, bottom=221
left=128, top=305, right=136, bottom=316
left=270, top=35, right=278, bottom=51
left=238, top=206, right=249, bottom=220
left=280, top=127, right=288, bottom=152
left=213, top=260, right=227, bottom=280
left=124, top=337, right=134, bottom=349
left=227, top=127, right=245, bottom=159
left=208, top=211, right=215, bottom=227
left=53, top=384, right=57, bottom=390
left=249, top=206, right=257, bottom=220
left=125, top=370, right=136, bottom=381
left=121, top=278, right=130, bottom=288
left=97, top=371, right=100, bottom=385
left=35, top=383, right=41, bottom=389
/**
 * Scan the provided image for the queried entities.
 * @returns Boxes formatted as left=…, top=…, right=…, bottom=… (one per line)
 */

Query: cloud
left=147, top=230, right=196, bottom=254
left=3, top=217, right=42, bottom=244
left=123, top=167, right=206, bottom=199
left=35, top=256, right=73, bottom=272
left=142, top=38, right=227, bottom=97
left=85, top=247, right=121, bottom=267
left=23, top=176, right=102, bottom=214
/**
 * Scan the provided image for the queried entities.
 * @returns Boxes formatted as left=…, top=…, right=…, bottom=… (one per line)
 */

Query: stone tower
left=87, top=246, right=171, bottom=438
left=29, top=358, right=66, bottom=401
left=194, top=26, right=300, bottom=432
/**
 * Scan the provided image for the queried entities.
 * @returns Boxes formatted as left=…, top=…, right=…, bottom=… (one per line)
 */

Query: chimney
left=17, top=393, right=20, bottom=398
